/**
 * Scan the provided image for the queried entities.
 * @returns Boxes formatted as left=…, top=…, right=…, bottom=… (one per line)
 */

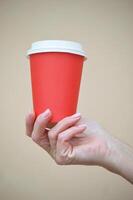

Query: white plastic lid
left=27, top=40, right=87, bottom=60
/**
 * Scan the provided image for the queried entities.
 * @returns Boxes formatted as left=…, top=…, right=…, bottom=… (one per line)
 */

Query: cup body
left=27, top=40, right=86, bottom=126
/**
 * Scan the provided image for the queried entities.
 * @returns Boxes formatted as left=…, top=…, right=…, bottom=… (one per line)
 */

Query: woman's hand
left=25, top=108, right=112, bottom=166
left=25, top=108, right=133, bottom=184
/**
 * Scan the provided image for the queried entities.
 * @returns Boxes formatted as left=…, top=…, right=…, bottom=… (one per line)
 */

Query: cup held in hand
left=27, top=40, right=87, bottom=124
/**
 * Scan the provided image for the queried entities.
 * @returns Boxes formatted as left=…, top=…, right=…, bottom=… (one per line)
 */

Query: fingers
left=25, top=112, right=36, bottom=137
left=48, top=113, right=81, bottom=149
left=55, top=124, right=87, bottom=165
left=31, top=109, right=52, bottom=143
left=58, top=124, right=87, bottom=143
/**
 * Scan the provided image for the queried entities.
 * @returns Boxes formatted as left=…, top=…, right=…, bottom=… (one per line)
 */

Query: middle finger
left=48, top=113, right=81, bottom=150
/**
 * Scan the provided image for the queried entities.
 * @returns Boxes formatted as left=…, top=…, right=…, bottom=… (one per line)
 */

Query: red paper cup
left=27, top=40, right=87, bottom=127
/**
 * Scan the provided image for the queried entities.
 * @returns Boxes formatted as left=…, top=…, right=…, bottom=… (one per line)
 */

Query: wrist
left=103, top=136, right=133, bottom=183
left=104, top=137, right=122, bottom=173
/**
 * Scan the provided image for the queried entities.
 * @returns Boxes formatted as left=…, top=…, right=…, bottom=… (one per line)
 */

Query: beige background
left=0, top=0, right=133, bottom=199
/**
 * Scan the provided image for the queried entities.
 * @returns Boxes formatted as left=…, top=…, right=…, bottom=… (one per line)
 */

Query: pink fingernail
left=42, top=108, right=51, bottom=117
left=71, top=113, right=81, bottom=118
left=77, top=124, right=88, bottom=129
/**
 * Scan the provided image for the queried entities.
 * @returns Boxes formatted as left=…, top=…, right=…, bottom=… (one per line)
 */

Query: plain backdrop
left=0, top=0, right=133, bottom=200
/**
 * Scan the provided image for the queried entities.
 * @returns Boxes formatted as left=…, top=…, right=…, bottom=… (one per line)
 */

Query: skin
left=25, top=108, right=133, bottom=184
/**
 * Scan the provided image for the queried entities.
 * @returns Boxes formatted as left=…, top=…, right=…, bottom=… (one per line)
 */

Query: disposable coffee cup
left=27, top=40, right=87, bottom=128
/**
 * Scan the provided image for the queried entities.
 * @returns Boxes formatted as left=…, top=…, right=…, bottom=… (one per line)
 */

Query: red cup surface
left=29, top=52, right=84, bottom=125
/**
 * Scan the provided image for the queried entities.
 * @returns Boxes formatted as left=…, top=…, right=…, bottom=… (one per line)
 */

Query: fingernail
left=42, top=108, right=51, bottom=117
left=71, top=113, right=81, bottom=118
left=77, top=124, right=88, bottom=129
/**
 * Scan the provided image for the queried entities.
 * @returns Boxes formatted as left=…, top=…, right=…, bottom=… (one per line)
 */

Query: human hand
left=25, top=108, right=133, bottom=184
left=25, top=108, right=113, bottom=167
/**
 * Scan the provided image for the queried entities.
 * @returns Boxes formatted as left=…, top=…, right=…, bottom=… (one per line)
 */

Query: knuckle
left=58, top=133, right=65, bottom=142
left=31, top=134, right=38, bottom=142
left=48, top=130, right=56, bottom=140
left=55, top=157, right=65, bottom=165
left=39, top=126, right=45, bottom=135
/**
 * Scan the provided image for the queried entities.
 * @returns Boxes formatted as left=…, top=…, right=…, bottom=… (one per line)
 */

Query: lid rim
left=27, top=40, right=87, bottom=60
left=27, top=49, right=87, bottom=60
